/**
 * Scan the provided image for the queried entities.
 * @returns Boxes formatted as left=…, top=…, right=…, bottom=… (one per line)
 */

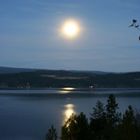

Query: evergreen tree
left=60, top=95, right=140, bottom=140
left=61, top=114, right=77, bottom=140
left=119, top=106, right=138, bottom=140
left=106, top=94, right=120, bottom=126
left=105, top=94, right=121, bottom=140
left=90, top=100, right=107, bottom=140
left=46, top=125, right=57, bottom=140
left=61, top=113, right=90, bottom=140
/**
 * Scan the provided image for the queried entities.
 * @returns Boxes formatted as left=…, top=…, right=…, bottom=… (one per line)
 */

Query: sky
left=0, top=0, right=140, bottom=72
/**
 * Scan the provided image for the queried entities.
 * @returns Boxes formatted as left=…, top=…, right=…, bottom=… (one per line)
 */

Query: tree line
left=46, top=94, right=140, bottom=140
left=0, top=71, right=140, bottom=88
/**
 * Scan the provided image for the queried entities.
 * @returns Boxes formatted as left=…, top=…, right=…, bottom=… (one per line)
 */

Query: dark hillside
left=0, top=69, right=140, bottom=88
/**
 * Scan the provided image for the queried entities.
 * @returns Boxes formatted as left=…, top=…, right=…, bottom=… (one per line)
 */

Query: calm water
left=0, top=88, right=140, bottom=140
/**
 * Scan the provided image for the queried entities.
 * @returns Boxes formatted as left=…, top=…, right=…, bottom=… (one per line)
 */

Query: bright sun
left=61, top=19, right=80, bottom=39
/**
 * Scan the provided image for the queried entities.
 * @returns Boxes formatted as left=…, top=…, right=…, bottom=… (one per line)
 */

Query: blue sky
left=0, top=0, right=140, bottom=72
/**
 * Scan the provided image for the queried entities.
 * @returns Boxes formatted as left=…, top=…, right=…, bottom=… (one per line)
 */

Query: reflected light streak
left=59, top=90, right=71, bottom=94
left=62, top=104, right=76, bottom=124
left=59, top=87, right=75, bottom=94
left=62, top=87, right=75, bottom=91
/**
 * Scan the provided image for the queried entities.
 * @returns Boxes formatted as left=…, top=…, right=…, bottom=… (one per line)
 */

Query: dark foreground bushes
left=46, top=94, right=140, bottom=140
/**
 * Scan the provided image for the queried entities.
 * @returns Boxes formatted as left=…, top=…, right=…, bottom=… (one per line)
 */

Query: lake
left=0, top=88, right=140, bottom=140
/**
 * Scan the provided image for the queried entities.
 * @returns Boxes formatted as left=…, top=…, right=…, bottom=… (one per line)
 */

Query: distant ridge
left=0, top=66, right=111, bottom=75
left=0, top=66, right=139, bottom=75
left=0, top=66, right=140, bottom=88
left=0, top=66, right=140, bottom=74
left=70, top=70, right=111, bottom=75
left=0, top=66, right=35, bottom=74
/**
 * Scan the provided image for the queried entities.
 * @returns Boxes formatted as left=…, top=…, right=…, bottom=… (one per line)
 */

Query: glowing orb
left=61, top=19, right=80, bottom=39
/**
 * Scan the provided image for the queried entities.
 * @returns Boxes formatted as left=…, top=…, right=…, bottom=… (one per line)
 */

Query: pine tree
left=119, top=106, right=138, bottom=140
left=105, top=94, right=121, bottom=140
left=61, top=113, right=90, bottom=140
left=46, top=125, right=57, bottom=140
left=90, top=100, right=107, bottom=140
left=106, top=94, right=120, bottom=127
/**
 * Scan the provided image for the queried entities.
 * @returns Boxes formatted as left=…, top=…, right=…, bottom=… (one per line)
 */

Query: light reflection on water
left=62, top=104, right=76, bottom=125
left=59, top=87, right=75, bottom=94
left=61, top=87, right=75, bottom=91
left=1, top=94, right=140, bottom=139
left=59, top=90, right=71, bottom=94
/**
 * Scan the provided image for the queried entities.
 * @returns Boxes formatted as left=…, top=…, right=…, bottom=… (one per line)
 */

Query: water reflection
left=59, top=90, right=71, bottom=94
left=62, top=87, right=75, bottom=91
left=59, top=87, right=75, bottom=94
left=62, top=104, right=76, bottom=125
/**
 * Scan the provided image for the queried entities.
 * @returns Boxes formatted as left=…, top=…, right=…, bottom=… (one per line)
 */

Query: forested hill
left=0, top=67, right=140, bottom=88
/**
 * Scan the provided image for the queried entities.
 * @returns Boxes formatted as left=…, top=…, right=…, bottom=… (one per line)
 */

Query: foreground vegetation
left=46, top=94, right=140, bottom=140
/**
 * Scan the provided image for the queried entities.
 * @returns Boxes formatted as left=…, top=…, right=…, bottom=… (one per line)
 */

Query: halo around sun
left=60, top=19, right=81, bottom=39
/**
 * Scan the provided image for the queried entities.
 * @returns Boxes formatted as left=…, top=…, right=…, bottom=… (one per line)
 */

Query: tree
left=104, top=94, right=121, bottom=140
left=46, top=125, right=57, bottom=140
left=61, top=114, right=77, bottom=140
left=129, top=19, right=140, bottom=41
left=91, top=100, right=106, bottom=120
left=61, top=113, right=90, bottom=140
left=106, top=94, right=121, bottom=126
left=118, top=106, right=138, bottom=140
left=90, top=100, right=107, bottom=140
left=61, top=95, right=140, bottom=140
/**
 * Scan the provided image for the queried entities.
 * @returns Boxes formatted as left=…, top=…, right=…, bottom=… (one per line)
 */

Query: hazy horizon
left=1, top=65, right=140, bottom=73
